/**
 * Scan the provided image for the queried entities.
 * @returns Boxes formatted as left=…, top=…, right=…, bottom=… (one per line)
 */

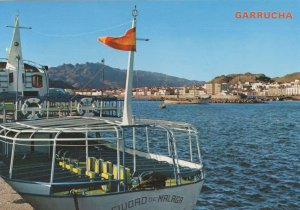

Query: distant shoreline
left=132, top=95, right=300, bottom=103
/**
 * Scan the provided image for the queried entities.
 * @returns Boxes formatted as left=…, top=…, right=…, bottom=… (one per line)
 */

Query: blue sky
left=0, top=0, right=299, bottom=81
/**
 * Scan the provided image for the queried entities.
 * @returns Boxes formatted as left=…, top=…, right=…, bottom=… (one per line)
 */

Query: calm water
left=132, top=100, right=300, bottom=209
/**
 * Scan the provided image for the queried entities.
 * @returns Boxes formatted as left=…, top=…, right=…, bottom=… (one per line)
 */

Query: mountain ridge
left=48, top=62, right=203, bottom=89
left=273, top=72, right=300, bottom=83
left=47, top=63, right=300, bottom=89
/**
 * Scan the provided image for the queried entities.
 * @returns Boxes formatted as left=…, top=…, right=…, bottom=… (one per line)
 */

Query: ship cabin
left=0, top=16, right=48, bottom=101
left=0, top=59, right=48, bottom=99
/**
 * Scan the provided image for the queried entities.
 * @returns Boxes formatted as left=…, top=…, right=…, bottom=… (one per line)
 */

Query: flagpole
left=122, top=7, right=138, bottom=125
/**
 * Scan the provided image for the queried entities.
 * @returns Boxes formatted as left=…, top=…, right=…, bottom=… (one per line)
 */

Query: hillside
left=210, top=73, right=272, bottom=84
left=273, top=72, right=300, bottom=83
left=49, top=79, right=74, bottom=89
left=48, top=63, right=202, bottom=89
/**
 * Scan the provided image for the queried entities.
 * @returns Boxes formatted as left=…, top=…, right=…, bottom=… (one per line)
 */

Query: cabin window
left=23, top=91, right=39, bottom=97
left=32, top=75, right=43, bottom=88
left=9, top=73, right=13, bottom=83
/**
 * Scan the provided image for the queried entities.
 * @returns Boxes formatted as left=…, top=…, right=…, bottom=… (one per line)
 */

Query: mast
left=6, top=16, right=24, bottom=98
left=6, top=16, right=24, bottom=70
left=6, top=16, right=31, bottom=98
left=122, top=7, right=138, bottom=125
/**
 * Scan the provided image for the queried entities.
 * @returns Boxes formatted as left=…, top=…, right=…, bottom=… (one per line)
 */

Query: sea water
left=132, top=100, right=300, bottom=209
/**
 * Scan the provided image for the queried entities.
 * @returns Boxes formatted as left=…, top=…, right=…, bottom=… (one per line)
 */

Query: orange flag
left=98, top=27, right=136, bottom=51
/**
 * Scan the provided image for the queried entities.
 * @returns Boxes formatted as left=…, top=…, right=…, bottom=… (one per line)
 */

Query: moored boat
left=0, top=116, right=204, bottom=210
left=164, top=97, right=209, bottom=105
left=0, top=7, right=204, bottom=210
left=159, top=103, right=166, bottom=108
left=0, top=16, right=122, bottom=121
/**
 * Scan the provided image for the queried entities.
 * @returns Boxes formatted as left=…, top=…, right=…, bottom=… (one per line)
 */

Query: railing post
left=166, top=129, right=181, bottom=185
left=117, top=100, right=121, bottom=117
left=46, top=101, right=49, bottom=119
left=9, top=140, right=16, bottom=179
left=74, top=100, right=78, bottom=115
left=70, top=101, right=73, bottom=116
left=14, top=101, right=18, bottom=121
left=167, top=131, right=170, bottom=156
left=145, top=127, right=149, bottom=153
left=189, top=128, right=193, bottom=162
left=3, top=102, right=6, bottom=123
left=85, top=130, right=89, bottom=171
left=50, top=140, right=57, bottom=184
left=121, top=129, right=126, bottom=191
left=19, top=100, right=22, bottom=110
left=114, top=127, right=121, bottom=192
left=195, top=133, right=202, bottom=164
left=100, top=100, right=103, bottom=117
left=133, top=127, right=136, bottom=173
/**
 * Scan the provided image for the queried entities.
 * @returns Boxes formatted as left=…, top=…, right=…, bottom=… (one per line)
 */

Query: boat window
left=125, top=127, right=170, bottom=156
left=9, top=72, right=13, bottom=83
left=0, top=62, right=6, bottom=69
left=32, top=75, right=43, bottom=88
left=58, top=132, right=85, bottom=139
left=23, top=91, right=39, bottom=97
left=6, top=131, right=17, bottom=138
left=88, top=132, right=101, bottom=139
left=12, top=142, right=51, bottom=181
left=32, top=133, right=54, bottom=139
left=176, top=132, right=201, bottom=163
left=17, top=133, right=33, bottom=139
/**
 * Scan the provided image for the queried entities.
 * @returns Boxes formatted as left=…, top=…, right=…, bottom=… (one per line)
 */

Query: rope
left=70, top=189, right=80, bottom=210
left=32, top=20, right=131, bottom=38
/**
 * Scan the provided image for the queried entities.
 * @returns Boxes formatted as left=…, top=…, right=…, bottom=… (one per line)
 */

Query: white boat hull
left=21, top=181, right=203, bottom=210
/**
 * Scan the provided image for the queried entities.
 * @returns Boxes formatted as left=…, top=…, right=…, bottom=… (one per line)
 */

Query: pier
left=0, top=176, right=33, bottom=210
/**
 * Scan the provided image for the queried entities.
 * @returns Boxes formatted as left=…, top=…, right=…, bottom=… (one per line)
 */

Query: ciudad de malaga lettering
left=111, top=195, right=184, bottom=210
left=235, top=11, right=292, bottom=19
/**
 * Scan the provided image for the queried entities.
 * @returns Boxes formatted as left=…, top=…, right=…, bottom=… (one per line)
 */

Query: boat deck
left=0, top=144, right=192, bottom=183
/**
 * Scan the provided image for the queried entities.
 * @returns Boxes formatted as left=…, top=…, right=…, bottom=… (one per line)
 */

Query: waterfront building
left=286, top=85, right=300, bottom=96
left=178, top=87, right=188, bottom=95
left=204, top=83, right=226, bottom=95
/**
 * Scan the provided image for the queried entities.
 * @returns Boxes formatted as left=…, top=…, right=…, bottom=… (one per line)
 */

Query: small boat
left=164, top=97, right=209, bottom=105
left=159, top=103, right=166, bottom=108
left=0, top=7, right=204, bottom=210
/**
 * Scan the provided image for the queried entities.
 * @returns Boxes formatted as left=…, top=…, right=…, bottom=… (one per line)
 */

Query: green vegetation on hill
left=273, top=72, right=300, bottom=83
left=210, top=73, right=272, bottom=84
